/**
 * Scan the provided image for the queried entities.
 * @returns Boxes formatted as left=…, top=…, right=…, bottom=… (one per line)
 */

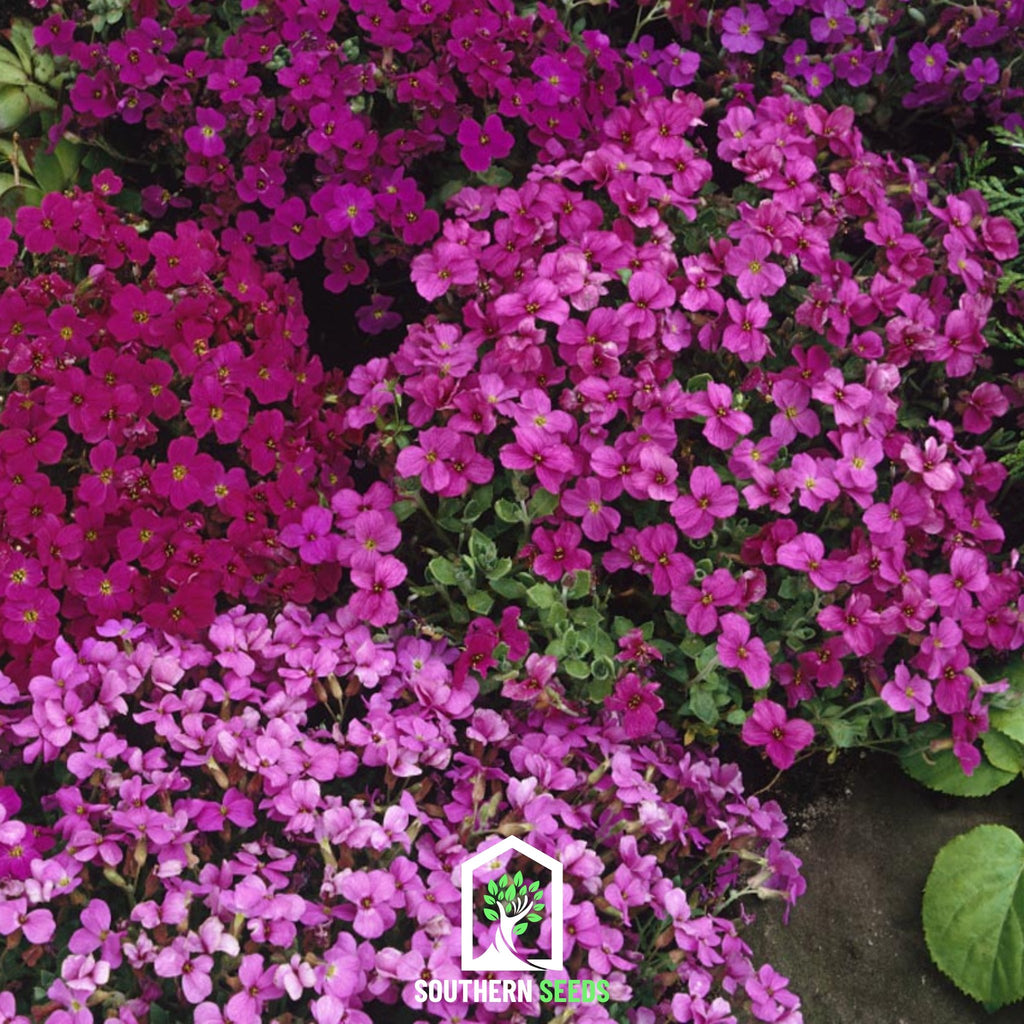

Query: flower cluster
left=366, top=88, right=1023, bottom=772
left=0, top=606, right=804, bottom=1023
left=34, top=0, right=686, bottom=304
left=0, top=181, right=417, bottom=679
left=660, top=0, right=1024, bottom=124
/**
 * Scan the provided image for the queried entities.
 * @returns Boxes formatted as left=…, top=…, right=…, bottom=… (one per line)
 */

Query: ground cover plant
left=0, top=0, right=1022, bottom=1021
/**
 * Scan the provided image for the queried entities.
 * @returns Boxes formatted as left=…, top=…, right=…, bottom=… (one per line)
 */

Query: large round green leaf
left=900, top=744, right=1015, bottom=796
left=923, top=825, right=1024, bottom=1011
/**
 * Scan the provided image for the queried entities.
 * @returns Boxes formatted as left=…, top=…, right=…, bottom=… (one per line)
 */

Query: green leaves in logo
left=513, top=922, right=529, bottom=935
left=482, top=908, right=499, bottom=922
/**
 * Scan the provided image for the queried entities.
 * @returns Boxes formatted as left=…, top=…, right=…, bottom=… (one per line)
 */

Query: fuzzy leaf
left=527, top=488, right=559, bottom=518
left=982, top=730, right=1024, bottom=775
left=901, top=744, right=1015, bottom=797
left=428, top=557, right=458, bottom=586
left=923, top=825, right=1024, bottom=1010
left=494, top=498, right=523, bottom=523
left=991, top=705, right=1024, bottom=746
left=482, top=908, right=499, bottom=922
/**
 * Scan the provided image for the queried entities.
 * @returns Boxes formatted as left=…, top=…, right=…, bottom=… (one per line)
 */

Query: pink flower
left=531, top=523, right=591, bottom=581
left=720, top=3, right=770, bottom=53
left=184, top=108, right=226, bottom=157
left=776, top=533, right=845, bottom=591
left=280, top=506, right=338, bottom=565
left=725, top=234, right=785, bottom=298
left=717, top=613, right=771, bottom=688
left=742, top=700, right=815, bottom=770
left=457, top=114, right=515, bottom=174
left=881, top=663, right=932, bottom=723
left=690, top=383, right=753, bottom=450
left=671, top=467, right=739, bottom=539
left=561, top=478, right=622, bottom=542
left=606, top=673, right=664, bottom=738
left=340, top=871, right=397, bottom=938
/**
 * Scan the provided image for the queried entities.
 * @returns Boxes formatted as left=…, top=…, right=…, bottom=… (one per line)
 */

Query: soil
left=744, top=751, right=1024, bottom=1024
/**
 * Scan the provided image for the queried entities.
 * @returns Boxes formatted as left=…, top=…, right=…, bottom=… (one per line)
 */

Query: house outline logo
left=459, top=835, right=564, bottom=972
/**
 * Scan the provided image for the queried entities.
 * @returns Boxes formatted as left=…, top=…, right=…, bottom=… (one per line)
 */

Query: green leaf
left=498, top=875, right=509, bottom=889
left=983, top=730, right=1024, bottom=775
left=527, top=583, right=556, bottom=609
left=495, top=499, right=523, bottom=523
left=565, top=570, right=592, bottom=600
left=901, top=745, right=1016, bottom=797
left=487, top=557, right=512, bottom=580
left=483, top=908, right=499, bottom=922
left=690, top=687, right=719, bottom=725
left=428, top=557, right=458, bottom=586
left=0, top=183, right=44, bottom=216
left=392, top=498, right=418, bottom=522
left=991, top=705, right=1024, bottom=746
left=490, top=576, right=527, bottom=600
left=513, top=870, right=523, bottom=887
left=483, top=893, right=495, bottom=905
left=923, top=825, right=1024, bottom=1010
left=468, top=529, right=497, bottom=567
left=462, top=485, right=493, bottom=524
left=529, top=881, right=540, bottom=891
left=466, top=590, right=494, bottom=615
left=513, top=922, right=529, bottom=935
left=527, top=488, right=559, bottom=519
left=527, top=913, right=542, bottom=922
left=563, top=659, right=589, bottom=680
left=821, top=716, right=858, bottom=749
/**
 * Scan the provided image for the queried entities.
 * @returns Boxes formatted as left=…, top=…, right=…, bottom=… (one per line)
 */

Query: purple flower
left=184, top=107, right=227, bottom=158
left=340, top=870, right=397, bottom=938
left=881, top=663, right=932, bottom=723
left=720, top=5, right=770, bottom=54
left=909, top=43, right=948, bottom=85
left=718, top=613, right=772, bottom=689
left=742, top=700, right=815, bottom=770
left=606, top=673, right=664, bottom=738
left=457, top=114, right=515, bottom=174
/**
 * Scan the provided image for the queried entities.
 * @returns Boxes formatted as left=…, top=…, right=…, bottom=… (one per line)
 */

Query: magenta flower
left=349, top=556, right=407, bottom=627
left=720, top=4, right=770, bottom=53
left=881, top=663, right=932, bottom=723
left=742, top=700, right=815, bottom=770
left=531, top=522, right=591, bottom=581
left=691, top=383, right=753, bottom=451
left=725, top=234, right=785, bottom=298
left=717, top=613, right=771, bottom=689
left=184, top=107, right=226, bottom=157
left=561, top=478, right=622, bottom=542
left=340, top=871, right=397, bottom=939
left=671, top=467, right=740, bottom=539
left=395, top=426, right=459, bottom=493
left=457, top=114, right=515, bottom=174
left=606, top=673, right=664, bottom=738
left=499, top=425, right=576, bottom=492
left=327, top=184, right=376, bottom=237
left=279, top=506, right=338, bottom=565
left=776, top=533, right=844, bottom=591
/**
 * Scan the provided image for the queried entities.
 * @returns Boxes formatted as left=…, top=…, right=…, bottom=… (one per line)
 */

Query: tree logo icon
left=459, top=836, right=564, bottom=972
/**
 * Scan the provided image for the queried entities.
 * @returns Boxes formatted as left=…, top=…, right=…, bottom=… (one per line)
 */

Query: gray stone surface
left=745, top=752, right=1024, bottom=1024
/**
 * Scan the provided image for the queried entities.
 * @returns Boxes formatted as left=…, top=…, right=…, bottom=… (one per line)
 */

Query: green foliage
left=923, top=825, right=1024, bottom=1011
